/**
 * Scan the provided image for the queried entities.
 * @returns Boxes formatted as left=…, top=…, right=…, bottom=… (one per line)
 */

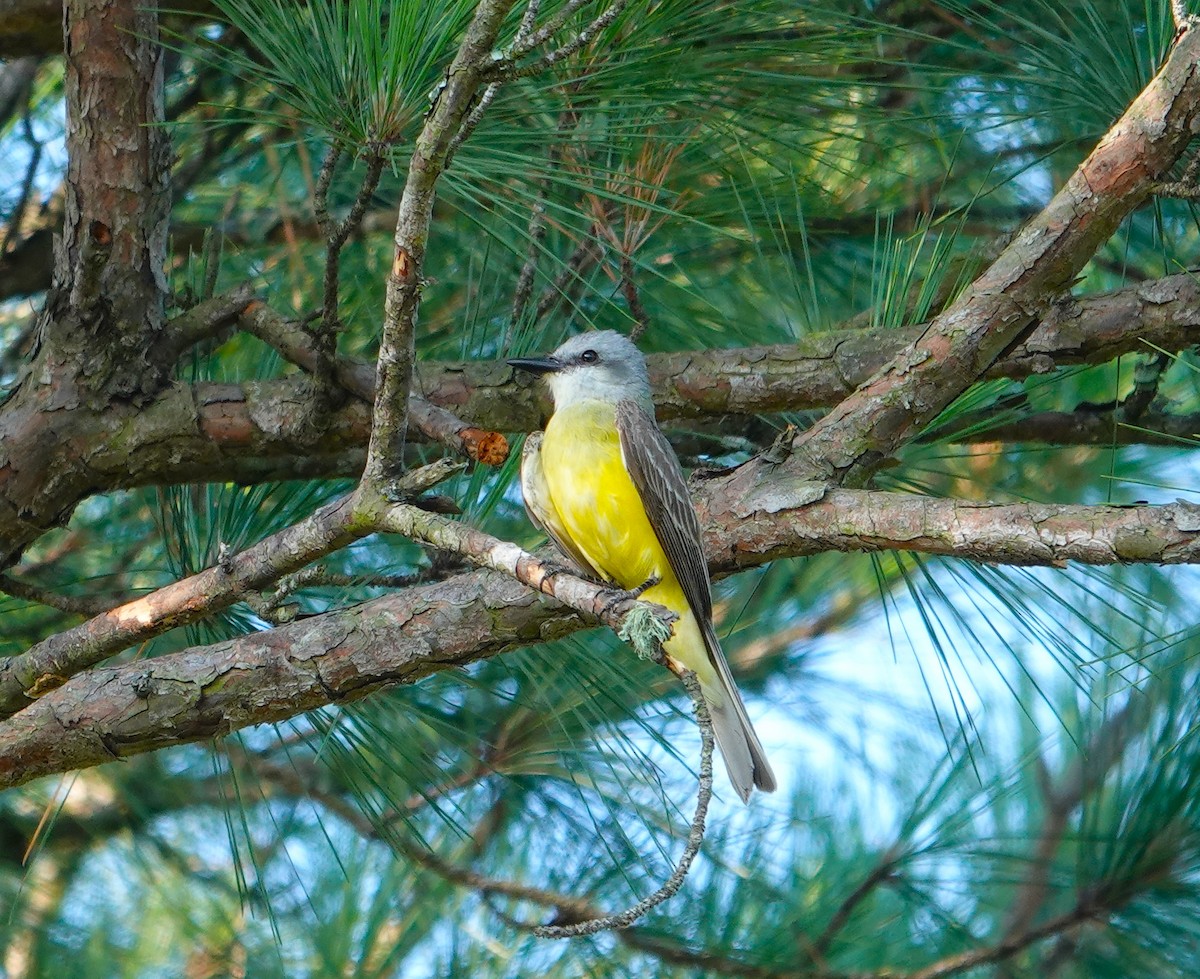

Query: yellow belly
left=540, top=400, right=716, bottom=689
left=541, top=400, right=670, bottom=592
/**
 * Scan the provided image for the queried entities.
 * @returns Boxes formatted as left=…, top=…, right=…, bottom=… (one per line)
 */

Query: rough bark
left=770, top=25, right=1200, bottom=488
left=0, top=570, right=566, bottom=789
left=699, top=490, right=1200, bottom=572
left=0, top=0, right=217, bottom=57
left=0, top=269, right=1195, bottom=568
left=0, top=0, right=172, bottom=565
left=4, top=490, right=1200, bottom=788
left=47, top=0, right=171, bottom=395
left=0, top=493, right=366, bottom=716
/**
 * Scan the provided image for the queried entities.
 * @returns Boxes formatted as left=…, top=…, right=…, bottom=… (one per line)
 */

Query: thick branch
left=0, top=493, right=367, bottom=717
left=415, top=273, right=1200, bottom=430
left=0, top=268, right=1194, bottom=570
left=0, top=568, right=564, bottom=789
left=773, top=25, right=1200, bottom=488
left=4, top=492, right=1200, bottom=785
left=700, top=489, right=1200, bottom=573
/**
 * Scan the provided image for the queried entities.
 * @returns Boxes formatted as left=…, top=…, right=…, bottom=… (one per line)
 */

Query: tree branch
left=488, top=0, right=632, bottom=81
left=0, top=265, right=1194, bottom=571
left=700, top=489, right=1200, bottom=574
left=502, top=669, right=713, bottom=938
left=769, top=23, right=1200, bottom=489
left=0, top=493, right=367, bottom=718
left=238, top=300, right=509, bottom=465
left=364, top=0, right=516, bottom=484
left=4, top=491, right=1200, bottom=786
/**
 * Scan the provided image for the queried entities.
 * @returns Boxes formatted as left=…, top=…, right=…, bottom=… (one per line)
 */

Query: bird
left=507, top=330, right=776, bottom=802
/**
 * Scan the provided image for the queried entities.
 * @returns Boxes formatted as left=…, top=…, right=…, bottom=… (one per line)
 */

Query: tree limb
left=4, top=491, right=1200, bottom=786
left=770, top=23, right=1200, bottom=489
left=364, top=0, right=516, bottom=483
left=0, top=266, right=1194, bottom=571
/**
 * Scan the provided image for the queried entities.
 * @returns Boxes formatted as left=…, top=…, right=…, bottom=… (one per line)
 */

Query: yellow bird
left=508, top=331, right=776, bottom=802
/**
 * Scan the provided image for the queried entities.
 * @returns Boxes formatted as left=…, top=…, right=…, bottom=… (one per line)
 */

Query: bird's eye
left=579, top=349, right=598, bottom=363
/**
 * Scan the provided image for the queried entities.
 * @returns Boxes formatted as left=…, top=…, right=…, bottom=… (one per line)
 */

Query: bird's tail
left=697, top=618, right=776, bottom=803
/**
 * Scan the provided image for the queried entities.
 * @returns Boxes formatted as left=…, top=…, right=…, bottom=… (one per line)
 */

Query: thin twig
left=200, top=226, right=223, bottom=302
left=809, top=849, right=901, bottom=959
left=315, top=145, right=386, bottom=386
left=508, top=192, right=549, bottom=333
left=501, top=668, right=714, bottom=938
left=619, top=252, right=650, bottom=341
left=491, top=0, right=631, bottom=80
left=1153, top=150, right=1200, bottom=198
left=332, top=151, right=386, bottom=251
left=0, top=574, right=116, bottom=617
left=508, top=104, right=583, bottom=338
left=508, top=0, right=596, bottom=58
left=532, top=228, right=605, bottom=321
left=313, top=142, right=343, bottom=239
left=447, top=83, right=500, bottom=161
left=907, top=899, right=1102, bottom=979
left=1172, top=0, right=1193, bottom=33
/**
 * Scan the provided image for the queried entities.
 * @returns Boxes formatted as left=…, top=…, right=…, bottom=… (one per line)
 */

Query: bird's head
left=507, top=331, right=653, bottom=410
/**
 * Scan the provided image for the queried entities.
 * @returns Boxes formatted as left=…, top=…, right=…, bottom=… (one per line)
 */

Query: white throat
left=548, top=367, right=650, bottom=411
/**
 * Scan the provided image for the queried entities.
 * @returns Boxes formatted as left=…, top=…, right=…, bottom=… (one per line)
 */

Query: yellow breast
left=540, top=400, right=674, bottom=594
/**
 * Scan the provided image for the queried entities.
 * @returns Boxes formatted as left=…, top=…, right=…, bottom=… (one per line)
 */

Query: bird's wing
left=520, top=431, right=605, bottom=580
left=614, top=401, right=712, bottom=621
left=616, top=401, right=777, bottom=798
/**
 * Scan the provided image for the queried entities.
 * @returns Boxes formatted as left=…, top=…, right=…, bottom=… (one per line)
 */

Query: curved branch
left=772, top=24, right=1200, bottom=488
left=505, top=670, right=713, bottom=939
left=3, top=490, right=1200, bottom=787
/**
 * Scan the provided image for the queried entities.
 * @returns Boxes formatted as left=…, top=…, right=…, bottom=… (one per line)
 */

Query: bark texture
left=4, top=490, right=1200, bottom=787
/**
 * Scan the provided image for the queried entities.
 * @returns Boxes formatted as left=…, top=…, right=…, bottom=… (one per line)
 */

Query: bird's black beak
left=506, top=355, right=560, bottom=375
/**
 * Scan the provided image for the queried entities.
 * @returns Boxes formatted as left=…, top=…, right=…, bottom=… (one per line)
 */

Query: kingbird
left=508, top=331, right=776, bottom=802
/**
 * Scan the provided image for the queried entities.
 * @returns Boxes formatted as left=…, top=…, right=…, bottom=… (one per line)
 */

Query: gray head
left=507, top=331, right=653, bottom=410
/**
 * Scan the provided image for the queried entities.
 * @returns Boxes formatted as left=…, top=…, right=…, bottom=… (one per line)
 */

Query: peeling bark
left=4, top=490, right=1200, bottom=788
left=0, top=0, right=172, bottom=564
left=48, top=0, right=171, bottom=398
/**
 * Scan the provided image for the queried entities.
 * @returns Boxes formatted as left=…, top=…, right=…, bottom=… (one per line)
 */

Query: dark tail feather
left=698, top=620, right=776, bottom=803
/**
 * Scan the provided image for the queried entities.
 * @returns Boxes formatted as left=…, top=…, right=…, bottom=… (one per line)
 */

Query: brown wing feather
left=614, top=401, right=712, bottom=620
left=616, top=401, right=776, bottom=797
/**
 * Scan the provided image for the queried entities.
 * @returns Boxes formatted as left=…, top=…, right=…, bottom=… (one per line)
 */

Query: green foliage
left=203, top=0, right=478, bottom=145
left=7, top=0, right=1200, bottom=977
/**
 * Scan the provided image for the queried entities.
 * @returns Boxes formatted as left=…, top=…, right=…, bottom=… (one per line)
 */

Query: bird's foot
left=597, top=575, right=660, bottom=622
left=627, top=574, right=661, bottom=599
